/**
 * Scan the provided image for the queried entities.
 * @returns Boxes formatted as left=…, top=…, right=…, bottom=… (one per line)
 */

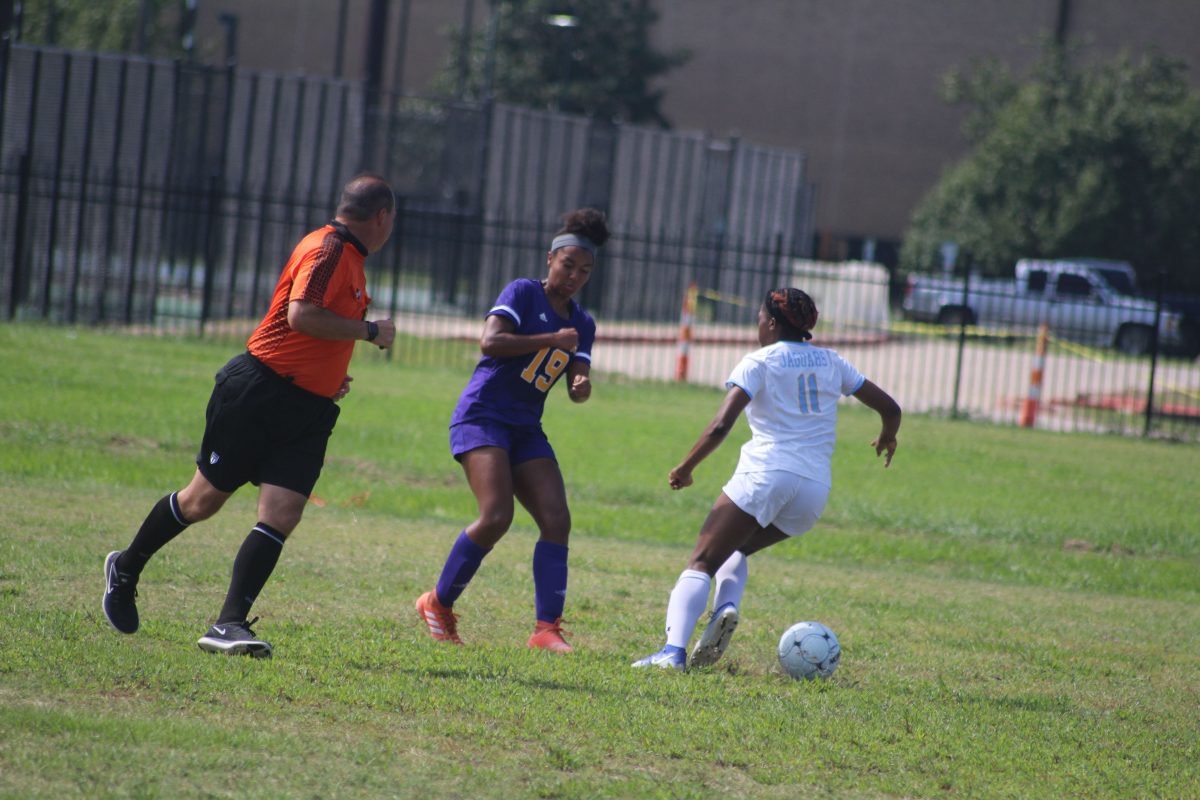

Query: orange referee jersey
left=247, top=222, right=371, bottom=398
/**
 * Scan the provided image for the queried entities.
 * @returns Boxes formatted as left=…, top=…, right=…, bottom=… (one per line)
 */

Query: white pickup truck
left=902, top=258, right=1187, bottom=355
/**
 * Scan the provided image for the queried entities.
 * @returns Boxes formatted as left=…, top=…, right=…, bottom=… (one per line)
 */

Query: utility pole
left=1054, top=0, right=1071, bottom=44
left=362, top=0, right=389, bottom=170
left=0, top=0, right=12, bottom=43
left=135, top=0, right=150, bottom=54
left=457, top=0, right=475, bottom=98
left=333, top=0, right=348, bottom=78
left=392, top=0, right=412, bottom=95
left=217, top=12, right=238, bottom=67
left=180, top=0, right=197, bottom=61
left=0, top=0, right=12, bottom=147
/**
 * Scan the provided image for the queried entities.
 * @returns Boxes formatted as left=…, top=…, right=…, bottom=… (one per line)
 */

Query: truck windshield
left=1096, top=268, right=1136, bottom=296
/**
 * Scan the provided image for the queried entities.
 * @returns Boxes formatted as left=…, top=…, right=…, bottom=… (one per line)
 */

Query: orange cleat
left=527, top=618, right=573, bottom=653
left=415, top=590, right=463, bottom=644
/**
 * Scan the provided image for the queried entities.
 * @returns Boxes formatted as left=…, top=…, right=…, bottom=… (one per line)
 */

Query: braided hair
left=764, top=288, right=819, bottom=341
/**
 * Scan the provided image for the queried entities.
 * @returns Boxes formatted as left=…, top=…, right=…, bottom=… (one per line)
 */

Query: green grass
left=1, top=323, right=1198, bottom=799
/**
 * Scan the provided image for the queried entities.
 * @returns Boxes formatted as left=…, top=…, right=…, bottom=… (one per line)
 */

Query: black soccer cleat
left=102, top=550, right=140, bottom=634
left=197, top=617, right=273, bottom=658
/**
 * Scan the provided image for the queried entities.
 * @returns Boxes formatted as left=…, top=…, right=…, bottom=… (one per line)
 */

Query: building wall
left=197, top=0, right=1200, bottom=250
left=650, top=0, right=1200, bottom=244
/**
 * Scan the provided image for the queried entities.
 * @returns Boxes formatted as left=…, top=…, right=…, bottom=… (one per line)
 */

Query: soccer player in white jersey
left=632, top=288, right=901, bottom=671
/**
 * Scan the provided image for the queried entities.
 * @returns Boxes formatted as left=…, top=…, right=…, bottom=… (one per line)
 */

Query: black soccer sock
left=117, top=493, right=191, bottom=576
left=216, top=523, right=285, bottom=624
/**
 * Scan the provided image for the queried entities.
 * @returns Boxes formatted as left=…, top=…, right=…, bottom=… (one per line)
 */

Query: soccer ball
left=777, top=621, right=840, bottom=680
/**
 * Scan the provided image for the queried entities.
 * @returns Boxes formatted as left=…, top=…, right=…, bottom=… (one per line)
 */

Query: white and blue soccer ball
left=777, top=621, right=840, bottom=680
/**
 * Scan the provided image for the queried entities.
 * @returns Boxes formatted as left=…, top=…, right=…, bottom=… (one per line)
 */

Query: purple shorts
left=449, top=419, right=557, bottom=465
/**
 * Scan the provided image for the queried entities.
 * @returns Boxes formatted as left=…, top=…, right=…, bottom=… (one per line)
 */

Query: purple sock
left=434, top=531, right=489, bottom=607
left=532, top=540, right=569, bottom=623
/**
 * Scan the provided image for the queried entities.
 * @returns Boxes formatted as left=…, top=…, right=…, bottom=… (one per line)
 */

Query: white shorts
left=721, top=470, right=830, bottom=537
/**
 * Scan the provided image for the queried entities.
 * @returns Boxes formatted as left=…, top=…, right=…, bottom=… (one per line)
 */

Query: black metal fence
left=0, top=45, right=811, bottom=323
left=2, top=44, right=1198, bottom=442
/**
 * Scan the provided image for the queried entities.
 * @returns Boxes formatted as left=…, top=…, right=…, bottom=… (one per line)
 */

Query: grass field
left=1, top=324, right=1198, bottom=799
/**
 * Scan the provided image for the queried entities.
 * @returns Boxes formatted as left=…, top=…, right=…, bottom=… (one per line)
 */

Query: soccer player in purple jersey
left=415, top=208, right=610, bottom=652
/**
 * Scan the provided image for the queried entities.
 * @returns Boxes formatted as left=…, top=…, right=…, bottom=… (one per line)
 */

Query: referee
left=102, top=173, right=398, bottom=658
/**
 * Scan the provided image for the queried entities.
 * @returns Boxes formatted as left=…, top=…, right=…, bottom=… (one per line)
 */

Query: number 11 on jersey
left=797, top=372, right=821, bottom=414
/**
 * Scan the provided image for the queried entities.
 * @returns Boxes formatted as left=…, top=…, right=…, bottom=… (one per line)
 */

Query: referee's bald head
left=337, top=173, right=394, bottom=222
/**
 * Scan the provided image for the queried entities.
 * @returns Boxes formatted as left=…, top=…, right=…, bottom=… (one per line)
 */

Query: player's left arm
left=852, top=379, right=901, bottom=467
left=566, top=360, right=591, bottom=403
left=566, top=318, right=595, bottom=403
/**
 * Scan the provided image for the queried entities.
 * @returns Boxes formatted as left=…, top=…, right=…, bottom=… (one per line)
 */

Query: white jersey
left=725, top=341, right=865, bottom=487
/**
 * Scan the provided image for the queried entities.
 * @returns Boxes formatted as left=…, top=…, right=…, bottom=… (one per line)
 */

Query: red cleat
left=527, top=618, right=573, bottom=653
left=415, top=590, right=463, bottom=645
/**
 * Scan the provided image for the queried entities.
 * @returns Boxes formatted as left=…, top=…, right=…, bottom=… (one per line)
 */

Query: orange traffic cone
left=674, top=282, right=698, bottom=382
left=1018, top=323, right=1050, bottom=427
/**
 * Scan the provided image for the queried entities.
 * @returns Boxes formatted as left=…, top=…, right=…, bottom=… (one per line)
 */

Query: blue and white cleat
left=689, top=602, right=738, bottom=668
left=631, top=645, right=686, bottom=671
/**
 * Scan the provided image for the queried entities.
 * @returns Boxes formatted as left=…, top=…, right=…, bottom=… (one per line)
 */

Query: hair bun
left=559, top=208, right=610, bottom=249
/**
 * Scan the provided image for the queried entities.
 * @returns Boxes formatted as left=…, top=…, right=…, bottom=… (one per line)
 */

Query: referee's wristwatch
left=365, top=320, right=379, bottom=342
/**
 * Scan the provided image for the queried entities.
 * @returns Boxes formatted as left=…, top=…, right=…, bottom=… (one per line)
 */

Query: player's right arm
left=852, top=379, right=901, bottom=467
left=668, top=386, right=751, bottom=490
left=479, top=314, right=578, bottom=357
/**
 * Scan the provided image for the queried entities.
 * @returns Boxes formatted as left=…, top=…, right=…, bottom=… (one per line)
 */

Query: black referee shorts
left=196, top=353, right=340, bottom=497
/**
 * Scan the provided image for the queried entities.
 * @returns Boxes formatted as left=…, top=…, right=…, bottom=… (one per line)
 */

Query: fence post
left=770, top=231, right=785, bottom=294
left=1143, top=270, right=1165, bottom=437
left=950, top=266, right=970, bottom=419
left=97, top=58, right=130, bottom=324
left=0, top=2, right=11, bottom=162
left=66, top=53, right=100, bottom=325
left=1019, top=322, right=1050, bottom=428
left=199, top=172, right=221, bottom=333
left=384, top=194, right=406, bottom=364
left=43, top=51, right=73, bottom=317
left=6, top=150, right=31, bottom=319
left=123, top=59, right=157, bottom=324
left=675, top=281, right=698, bottom=382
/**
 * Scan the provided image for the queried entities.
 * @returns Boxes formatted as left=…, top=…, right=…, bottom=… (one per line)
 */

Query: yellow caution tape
left=692, top=289, right=1149, bottom=362
left=696, top=288, right=754, bottom=307
left=889, top=319, right=1119, bottom=361
left=1162, top=383, right=1200, bottom=403
left=1043, top=336, right=1113, bottom=363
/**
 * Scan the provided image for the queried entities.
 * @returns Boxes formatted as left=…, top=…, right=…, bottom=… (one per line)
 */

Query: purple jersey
left=451, top=279, right=596, bottom=428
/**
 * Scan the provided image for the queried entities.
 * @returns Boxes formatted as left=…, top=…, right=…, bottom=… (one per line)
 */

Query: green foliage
left=903, top=43, right=1200, bottom=292
left=382, top=97, right=458, bottom=199
left=440, top=0, right=690, bottom=127
left=2, top=324, right=1199, bottom=798
left=15, top=0, right=184, bottom=58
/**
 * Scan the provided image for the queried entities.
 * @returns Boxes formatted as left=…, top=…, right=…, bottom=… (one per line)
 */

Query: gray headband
left=550, top=233, right=597, bottom=255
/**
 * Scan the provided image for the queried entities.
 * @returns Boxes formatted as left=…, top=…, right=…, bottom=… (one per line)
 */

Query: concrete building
left=195, top=0, right=1200, bottom=263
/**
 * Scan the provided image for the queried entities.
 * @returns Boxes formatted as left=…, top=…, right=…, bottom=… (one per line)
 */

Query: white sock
left=712, top=551, right=748, bottom=611
left=665, top=569, right=711, bottom=648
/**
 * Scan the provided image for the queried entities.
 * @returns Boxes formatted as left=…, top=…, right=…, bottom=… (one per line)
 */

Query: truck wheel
left=937, top=307, right=973, bottom=327
left=1115, top=324, right=1153, bottom=356
left=1178, top=319, right=1200, bottom=359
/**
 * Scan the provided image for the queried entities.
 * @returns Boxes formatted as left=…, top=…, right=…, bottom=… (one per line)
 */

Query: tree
left=15, top=0, right=186, bottom=58
left=442, top=0, right=690, bottom=128
left=901, top=44, right=1200, bottom=293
